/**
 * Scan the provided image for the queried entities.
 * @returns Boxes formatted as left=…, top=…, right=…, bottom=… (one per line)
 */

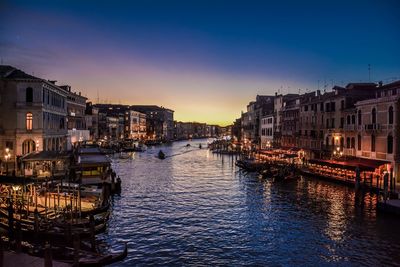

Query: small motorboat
left=199, top=144, right=202, bottom=149
left=158, top=150, right=166, bottom=159
left=119, top=152, right=131, bottom=159
left=186, top=144, right=191, bottom=147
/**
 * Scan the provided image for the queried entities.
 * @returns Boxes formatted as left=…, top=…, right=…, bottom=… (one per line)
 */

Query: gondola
left=158, top=150, right=166, bottom=160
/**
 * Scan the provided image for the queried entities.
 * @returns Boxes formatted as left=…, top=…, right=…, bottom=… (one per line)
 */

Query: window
left=340, top=137, right=344, bottom=149
left=372, top=108, right=376, bottom=124
left=26, top=112, right=33, bottom=130
left=346, top=137, right=350, bottom=148
left=388, top=106, right=394, bottom=124
left=352, top=115, right=355, bottom=125
left=371, top=134, right=376, bottom=152
left=26, top=87, right=33, bottom=102
left=340, top=117, right=344, bottom=128
left=341, top=100, right=344, bottom=110
left=358, top=135, right=362, bottom=150
left=358, top=110, right=362, bottom=125
left=331, top=102, right=336, bottom=111
left=320, top=103, right=324, bottom=111
left=347, top=115, right=351, bottom=125
left=331, top=118, right=335, bottom=128
left=351, top=137, right=355, bottom=149
left=387, top=135, right=393, bottom=154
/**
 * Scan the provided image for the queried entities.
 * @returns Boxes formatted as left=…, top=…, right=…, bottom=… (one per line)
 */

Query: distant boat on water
left=158, top=150, right=166, bottom=160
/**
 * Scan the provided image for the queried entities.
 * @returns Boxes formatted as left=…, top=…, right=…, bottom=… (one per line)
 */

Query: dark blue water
left=102, top=139, right=400, bottom=266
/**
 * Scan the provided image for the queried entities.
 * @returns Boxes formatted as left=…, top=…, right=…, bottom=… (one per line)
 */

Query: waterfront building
left=85, top=102, right=99, bottom=140
left=95, top=104, right=126, bottom=140
left=130, top=105, right=174, bottom=141
left=220, top=125, right=232, bottom=138
left=60, top=85, right=90, bottom=149
left=231, top=118, right=242, bottom=142
left=260, top=113, right=274, bottom=149
left=125, top=110, right=147, bottom=140
left=0, top=65, right=68, bottom=173
left=355, top=81, right=400, bottom=182
left=241, top=95, right=275, bottom=150
left=273, top=93, right=299, bottom=148
left=281, top=96, right=301, bottom=148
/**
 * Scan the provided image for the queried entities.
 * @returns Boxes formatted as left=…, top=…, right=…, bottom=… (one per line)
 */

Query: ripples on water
left=100, top=139, right=400, bottom=266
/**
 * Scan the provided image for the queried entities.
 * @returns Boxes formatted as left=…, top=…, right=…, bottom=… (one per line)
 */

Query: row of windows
left=298, top=106, right=394, bottom=129
left=261, top=118, right=273, bottom=125
left=43, top=112, right=65, bottom=130
left=261, top=128, right=273, bottom=136
left=357, top=106, right=394, bottom=125
left=42, top=88, right=65, bottom=108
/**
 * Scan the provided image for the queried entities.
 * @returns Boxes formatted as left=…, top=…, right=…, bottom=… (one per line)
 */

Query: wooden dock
left=3, top=251, right=71, bottom=267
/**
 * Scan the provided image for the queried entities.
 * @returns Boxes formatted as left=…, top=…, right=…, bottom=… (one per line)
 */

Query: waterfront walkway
left=3, top=251, right=71, bottom=267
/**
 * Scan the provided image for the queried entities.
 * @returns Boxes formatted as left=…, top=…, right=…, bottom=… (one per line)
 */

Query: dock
left=3, top=251, right=71, bottom=267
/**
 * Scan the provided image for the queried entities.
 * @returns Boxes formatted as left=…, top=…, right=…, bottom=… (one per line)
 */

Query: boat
left=158, top=150, right=166, bottom=160
left=199, top=144, right=202, bottom=149
left=77, top=243, right=128, bottom=266
left=186, top=144, right=191, bottom=147
left=119, top=152, right=131, bottom=159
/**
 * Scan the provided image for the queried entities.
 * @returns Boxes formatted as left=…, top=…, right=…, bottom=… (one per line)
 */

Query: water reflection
left=102, top=139, right=400, bottom=266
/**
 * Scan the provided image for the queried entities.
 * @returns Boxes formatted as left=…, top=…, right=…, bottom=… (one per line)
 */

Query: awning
left=21, top=151, right=71, bottom=162
left=77, top=154, right=111, bottom=166
left=308, top=158, right=389, bottom=172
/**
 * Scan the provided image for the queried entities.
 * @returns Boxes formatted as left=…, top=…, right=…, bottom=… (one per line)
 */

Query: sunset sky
left=1, top=0, right=399, bottom=125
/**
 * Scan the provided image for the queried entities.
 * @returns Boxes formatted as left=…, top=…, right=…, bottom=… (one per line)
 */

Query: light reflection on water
left=101, top=139, right=400, bottom=266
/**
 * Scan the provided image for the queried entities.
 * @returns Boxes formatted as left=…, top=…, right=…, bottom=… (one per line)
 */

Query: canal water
left=102, top=139, right=400, bottom=266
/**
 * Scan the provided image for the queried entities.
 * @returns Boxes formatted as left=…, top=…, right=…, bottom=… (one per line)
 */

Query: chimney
left=316, top=90, right=321, bottom=96
left=378, top=81, right=383, bottom=87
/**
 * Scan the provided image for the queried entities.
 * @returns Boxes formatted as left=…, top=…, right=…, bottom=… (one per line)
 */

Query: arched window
left=358, top=110, right=362, bottom=125
left=22, top=139, right=36, bottom=154
left=26, top=87, right=33, bottom=102
left=340, top=137, right=344, bottom=149
left=357, top=134, right=362, bottom=150
left=346, top=137, right=350, bottom=148
left=352, top=115, right=355, bottom=125
left=371, top=134, right=376, bottom=152
left=26, top=112, right=33, bottom=130
left=347, top=115, right=351, bottom=125
left=351, top=137, right=355, bottom=149
left=388, top=106, right=394, bottom=125
left=387, top=135, right=393, bottom=154
left=372, top=108, right=376, bottom=124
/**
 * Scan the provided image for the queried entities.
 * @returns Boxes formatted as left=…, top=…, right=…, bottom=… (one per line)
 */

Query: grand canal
left=103, top=139, right=400, bottom=266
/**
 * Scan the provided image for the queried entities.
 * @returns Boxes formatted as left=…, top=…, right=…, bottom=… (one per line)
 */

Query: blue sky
left=1, top=0, right=399, bottom=125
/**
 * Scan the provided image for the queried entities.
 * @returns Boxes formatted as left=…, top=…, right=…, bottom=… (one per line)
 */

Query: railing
left=364, top=124, right=381, bottom=132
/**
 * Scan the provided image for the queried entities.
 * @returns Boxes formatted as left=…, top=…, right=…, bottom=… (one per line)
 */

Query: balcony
left=344, top=125, right=355, bottom=131
left=364, top=124, right=381, bottom=133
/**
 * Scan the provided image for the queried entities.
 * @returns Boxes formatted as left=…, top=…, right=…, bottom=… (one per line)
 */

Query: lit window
left=26, top=112, right=33, bottom=130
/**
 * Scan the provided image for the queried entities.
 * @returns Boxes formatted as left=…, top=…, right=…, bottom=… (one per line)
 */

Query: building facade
left=355, top=81, right=400, bottom=182
left=0, top=66, right=68, bottom=172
